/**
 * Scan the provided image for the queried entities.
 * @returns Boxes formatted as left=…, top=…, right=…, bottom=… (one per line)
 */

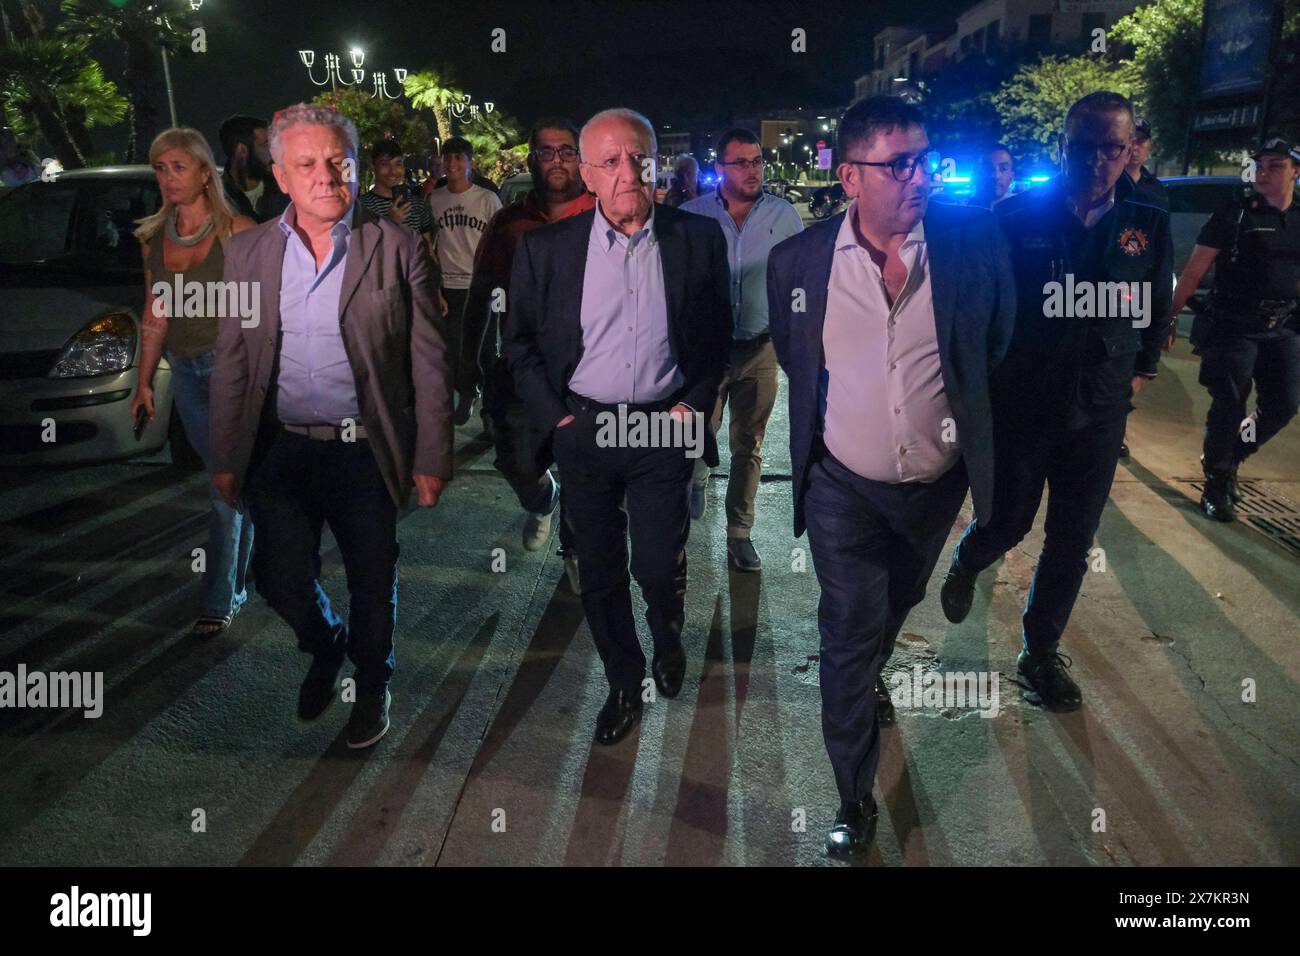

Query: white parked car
left=0, top=165, right=199, bottom=467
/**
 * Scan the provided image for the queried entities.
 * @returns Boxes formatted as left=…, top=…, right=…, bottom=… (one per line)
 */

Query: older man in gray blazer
left=210, top=103, right=453, bottom=749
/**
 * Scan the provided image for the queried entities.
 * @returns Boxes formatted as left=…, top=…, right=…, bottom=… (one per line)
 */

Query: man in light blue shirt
left=680, top=128, right=804, bottom=571
left=502, top=107, right=733, bottom=747
left=213, top=105, right=453, bottom=753
left=275, top=202, right=360, bottom=425
left=567, top=202, right=682, bottom=403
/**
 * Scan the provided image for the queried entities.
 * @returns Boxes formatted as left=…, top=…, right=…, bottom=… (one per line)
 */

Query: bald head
left=579, top=108, right=657, bottom=233
left=580, top=108, right=656, bottom=158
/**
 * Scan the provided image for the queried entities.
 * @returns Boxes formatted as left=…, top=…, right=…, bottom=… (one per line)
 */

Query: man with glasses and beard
left=768, top=96, right=1015, bottom=856
left=681, top=128, right=804, bottom=571
left=939, top=91, right=1173, bottom=711
left=218, top=115, right=289, bottom=224
left=466, top=117, right=596, bottom=590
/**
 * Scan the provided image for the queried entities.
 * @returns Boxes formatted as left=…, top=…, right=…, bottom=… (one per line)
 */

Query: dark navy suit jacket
left=503, top=203, right=733, bottom=470
left=767, top=200, right=1017, bottom=537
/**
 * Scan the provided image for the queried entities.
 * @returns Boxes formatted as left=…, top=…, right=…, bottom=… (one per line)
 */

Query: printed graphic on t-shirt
left=428, top=184, right=501, bottom=289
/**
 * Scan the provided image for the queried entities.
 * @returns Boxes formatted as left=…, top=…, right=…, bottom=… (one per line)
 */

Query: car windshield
left=0, top=177, right=161, bottom=285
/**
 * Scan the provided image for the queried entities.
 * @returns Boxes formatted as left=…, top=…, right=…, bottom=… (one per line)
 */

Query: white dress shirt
left=821, top=202, right=960, bottom=483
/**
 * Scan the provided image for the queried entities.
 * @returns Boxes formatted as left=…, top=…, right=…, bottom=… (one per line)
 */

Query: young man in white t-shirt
left=428, top=137, right=502, bottom=424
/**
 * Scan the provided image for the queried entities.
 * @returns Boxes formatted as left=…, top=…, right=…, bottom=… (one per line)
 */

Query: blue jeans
left=167, top=350, right=254, bottom=619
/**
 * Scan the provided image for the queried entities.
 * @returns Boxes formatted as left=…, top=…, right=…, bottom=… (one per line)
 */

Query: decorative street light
left=299, top=47, right=407, bottom=99
left=446, top=93, right=497, bottom=123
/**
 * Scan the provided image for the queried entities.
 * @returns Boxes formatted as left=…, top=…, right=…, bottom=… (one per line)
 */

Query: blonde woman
left=131, top=128, right=257, bottom=638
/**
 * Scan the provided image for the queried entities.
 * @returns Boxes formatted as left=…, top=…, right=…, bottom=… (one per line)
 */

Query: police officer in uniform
left=939, top=91, right=1174, bottom=711
left=1125, top=117, right=1168, bottom=210
left=1168, top=136, right=1300, bottom=521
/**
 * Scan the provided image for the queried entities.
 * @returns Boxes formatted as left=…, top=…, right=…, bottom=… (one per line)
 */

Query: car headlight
left=49, top=312, right=137, bottom=378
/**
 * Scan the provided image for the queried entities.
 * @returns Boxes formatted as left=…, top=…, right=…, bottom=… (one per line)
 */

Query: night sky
left=36, top=0, right=970, bottom=157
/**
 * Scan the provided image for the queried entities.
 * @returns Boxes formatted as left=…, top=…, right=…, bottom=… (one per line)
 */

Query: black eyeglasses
left=1064, top=139, right=1128, bottom=161
left=535, top=146, right=578, bottom=163
left=846, top=150, right=939, bottom=182
left=718, top=158, right=765, bottom=170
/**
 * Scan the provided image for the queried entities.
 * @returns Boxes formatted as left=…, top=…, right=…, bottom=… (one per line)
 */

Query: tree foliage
left=992, top=54, right=1139, bottom=166
left=0, top=36, right=126, bottom=167
left=58, top=0, right=198, bottom=161
left=310, top=87, right=433, bottom=179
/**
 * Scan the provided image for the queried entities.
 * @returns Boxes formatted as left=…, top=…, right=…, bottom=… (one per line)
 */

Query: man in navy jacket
left=938, top=91, right=1173, bottom=715
left=768, top=96, right=1015, bottom=857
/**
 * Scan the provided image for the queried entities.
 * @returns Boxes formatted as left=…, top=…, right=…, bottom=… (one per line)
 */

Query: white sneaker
left=523, top=509, right=553, bottom=551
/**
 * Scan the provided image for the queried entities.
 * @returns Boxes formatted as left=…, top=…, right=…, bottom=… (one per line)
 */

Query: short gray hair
left=580, top=108, right=657, bottom=157
left=268, top=103, right=359, bottom=165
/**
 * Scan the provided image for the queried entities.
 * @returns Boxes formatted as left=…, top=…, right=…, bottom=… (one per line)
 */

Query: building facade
left=853, top=0, right=1145, bottom=101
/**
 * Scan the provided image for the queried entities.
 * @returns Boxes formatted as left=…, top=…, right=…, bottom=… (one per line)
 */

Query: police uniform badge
left=1118, top=227, right=1148, bottom=257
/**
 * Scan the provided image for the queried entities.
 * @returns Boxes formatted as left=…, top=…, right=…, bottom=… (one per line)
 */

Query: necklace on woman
left=166, top=207, right=214, bottom=246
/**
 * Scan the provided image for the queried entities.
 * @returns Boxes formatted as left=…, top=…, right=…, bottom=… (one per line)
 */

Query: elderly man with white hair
left=210, top=103, right=454, bottom=749
left=503, top=107, right=733, bottom=745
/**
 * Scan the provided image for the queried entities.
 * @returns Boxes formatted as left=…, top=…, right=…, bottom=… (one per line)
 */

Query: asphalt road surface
left=0, top=337, right=1296, bottom=866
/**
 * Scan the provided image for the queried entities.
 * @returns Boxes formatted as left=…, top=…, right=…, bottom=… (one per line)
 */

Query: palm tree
left=1, top=0, right=109, bottom=165
left=0, top=37, right=126, bottom=168
left=460, top=107, right=521, bottom=159
left=58, top=0, right=193, bottom=162
left=403, top=68, right=465, bottom=143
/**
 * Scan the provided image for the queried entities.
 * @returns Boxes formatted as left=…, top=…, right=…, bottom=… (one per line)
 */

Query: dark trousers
left=954, top=412, right=1127, bottom=655
left=484, top=355, right=575, bottom=551
left=244, top=430, right=399, bottom=693
left=805, top=450, right=969, bottom=804
left=443, top=286, right=489, bottom=395
left=1199, top=326, right=1300, bottom=471
left=550, top=397, right=695, bottom=692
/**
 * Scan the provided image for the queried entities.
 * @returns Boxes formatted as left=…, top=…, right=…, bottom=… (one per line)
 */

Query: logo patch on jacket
left=1118, top=227, right=1148, bottom=257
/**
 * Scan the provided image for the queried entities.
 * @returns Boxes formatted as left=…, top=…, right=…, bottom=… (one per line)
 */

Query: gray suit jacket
left=210, top=201, right=454, bottom=508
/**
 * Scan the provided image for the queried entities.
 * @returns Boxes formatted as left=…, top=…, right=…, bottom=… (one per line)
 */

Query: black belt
left=735, top=332, right=771, bottom=347
left=565, top=390, right=678, bottom=415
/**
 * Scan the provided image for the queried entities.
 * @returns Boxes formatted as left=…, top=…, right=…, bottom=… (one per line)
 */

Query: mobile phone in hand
left=133, top=405, right=148, bottom=439
left=391, top=184, right=411, bottom=205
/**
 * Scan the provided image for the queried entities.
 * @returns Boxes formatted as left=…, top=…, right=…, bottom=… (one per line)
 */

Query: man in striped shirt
left=360, top=139, right=444, bottom=308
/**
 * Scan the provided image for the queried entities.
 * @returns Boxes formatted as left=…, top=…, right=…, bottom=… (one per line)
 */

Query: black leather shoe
left=876, top=674, right=895, bottom=725
left=595, top=687, right=643, bottom=745
left=652, top=642, right=687, bottom=699
left=939, top=552, right=979, bottom=624
left=726, top=537, right=762, bottom=572
left=826, top=796, right=878, bottom=858
left=297, top=653, right=344, bottom=722
left=346, top=687, right=391, bottom=749
left=1017, top=649, right=1082, bottom=712
left=1200, top=470, right=1237, bottom=522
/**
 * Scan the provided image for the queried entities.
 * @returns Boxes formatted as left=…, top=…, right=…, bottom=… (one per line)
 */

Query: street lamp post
left=160, top=46, right=178, bottom=128
left=299, top=47, right=407, bottom=99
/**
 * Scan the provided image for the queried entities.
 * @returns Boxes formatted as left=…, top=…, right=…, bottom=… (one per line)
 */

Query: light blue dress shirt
left=567, top=202, right=683, bottom=404
left=275, top=201, right=361, bottom=425
left=679, top=189, right=803, bottom=339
